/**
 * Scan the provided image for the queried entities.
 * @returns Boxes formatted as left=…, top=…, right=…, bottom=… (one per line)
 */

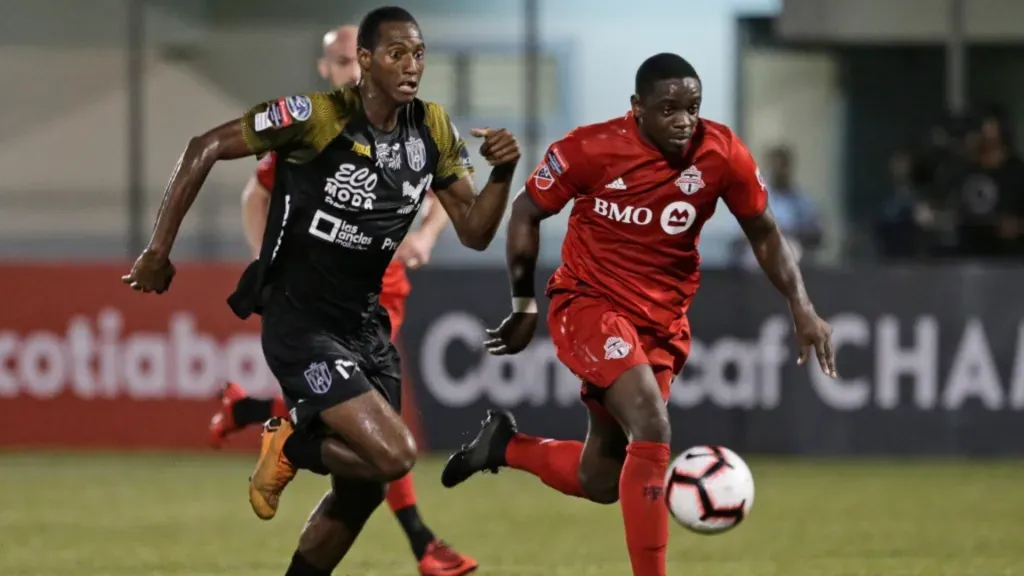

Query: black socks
left=282, top=431, right=329, bottom=475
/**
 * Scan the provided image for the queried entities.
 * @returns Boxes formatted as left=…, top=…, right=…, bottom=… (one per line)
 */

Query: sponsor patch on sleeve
left=546, top=146, right=569, bottom=176
left=254, top=111, right=272, bottom=132
left=257, top=99, right=293, bottom=131
left=533, top=164, right=554, bottom=190
left=284, top=95, right=313, bottom=122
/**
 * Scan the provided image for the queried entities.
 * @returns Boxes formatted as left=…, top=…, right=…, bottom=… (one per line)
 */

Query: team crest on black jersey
left=304, top=361, right=332, bottom=394
left=406, top=137, right=427, bottom=172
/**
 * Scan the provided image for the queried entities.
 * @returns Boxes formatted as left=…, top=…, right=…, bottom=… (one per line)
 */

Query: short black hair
left=357, top=6, right=419, bottom=51
left=635, top=53, right=699, bottom=100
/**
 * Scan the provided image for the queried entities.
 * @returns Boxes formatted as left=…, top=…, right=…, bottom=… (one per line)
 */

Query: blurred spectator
left=732, top=145, right=822, bottom=268
left=875, top=150, right=934, bottom=259
left=955, top=107, right=1024, bottom=258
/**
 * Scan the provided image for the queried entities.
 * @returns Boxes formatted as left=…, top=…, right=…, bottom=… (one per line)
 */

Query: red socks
left=386, top=472, right=418, bottom=512
left=505, top=433, right=586, bottom=498
left=271, top=396, right=290, bottom=419
left=620, top=441, right=670, bottom=576
left=506, top=433, right=670, bottom=575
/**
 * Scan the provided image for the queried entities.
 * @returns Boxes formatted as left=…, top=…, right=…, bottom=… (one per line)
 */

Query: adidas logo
left=605, top=178, right=626, bottom=190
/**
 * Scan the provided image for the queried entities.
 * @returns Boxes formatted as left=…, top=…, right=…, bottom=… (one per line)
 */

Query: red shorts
left=380, top=261, right=411, bottom=340
left=547, top=291, right=690, bottom=419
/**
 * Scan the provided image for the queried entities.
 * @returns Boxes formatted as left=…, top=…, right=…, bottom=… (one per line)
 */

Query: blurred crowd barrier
left=3, top=1, right=1024, bottom=456
left=2, top=263, right=1023, bottom=455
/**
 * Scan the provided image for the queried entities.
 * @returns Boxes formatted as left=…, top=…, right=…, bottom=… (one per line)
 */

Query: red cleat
left=418, top=540, right=478, bottom=576
left=208, top=382, right=248, bottom=449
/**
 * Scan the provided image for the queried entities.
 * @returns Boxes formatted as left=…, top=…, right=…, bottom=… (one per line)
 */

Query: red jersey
left=525, top=114, right=767, bottom=339
left=255, top=154, right=410, bottom=299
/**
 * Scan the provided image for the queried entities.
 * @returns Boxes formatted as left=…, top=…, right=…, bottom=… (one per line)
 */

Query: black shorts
left=261, top=304, right=401, bottom=431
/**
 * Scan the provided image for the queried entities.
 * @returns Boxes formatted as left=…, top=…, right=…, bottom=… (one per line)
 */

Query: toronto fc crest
left=675, top=165, right=705, bottom=195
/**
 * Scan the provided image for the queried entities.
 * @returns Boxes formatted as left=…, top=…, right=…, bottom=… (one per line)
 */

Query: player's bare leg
left=600, top=365, right=672, bottom=576
left=250, top=389, right=415, bottom=519
left=389, top=471, right=478, bottom=574
left=442, top=405, right=629, bottom=505
left=254, top=389, right=476, bottom=575
left=575, top=408, right=629, bottom=503
left=285, top=476, right=386, bottom=576
left=443, top=365, right=668, bottom=576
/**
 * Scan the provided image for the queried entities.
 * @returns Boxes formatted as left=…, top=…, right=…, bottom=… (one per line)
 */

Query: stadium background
left=3, top=1, right=1024, bottom=575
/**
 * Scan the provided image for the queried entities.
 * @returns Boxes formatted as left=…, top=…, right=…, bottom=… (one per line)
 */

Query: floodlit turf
left=1, top=453, right=1022, bottom=576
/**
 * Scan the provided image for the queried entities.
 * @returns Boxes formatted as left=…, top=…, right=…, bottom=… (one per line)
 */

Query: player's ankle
left=501, top=432, right=528, bottom=467
left=231, top=397, right=273, bottom=426
left=285, top=551, right=332, bottom=576
left=394, top=506, right=436, bottom=560
left=282, top=432, right=329, bottom=475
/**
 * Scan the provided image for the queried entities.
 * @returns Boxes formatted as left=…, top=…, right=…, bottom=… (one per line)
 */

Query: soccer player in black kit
left=122, top=7, right=520, bottom=575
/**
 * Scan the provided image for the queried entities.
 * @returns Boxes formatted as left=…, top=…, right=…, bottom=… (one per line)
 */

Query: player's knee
left=622, top=400, right=670, bottom=444
left=324, top=480, right=386, bottom=524
left=578, top=469, right=619, bottom=505
left=374, top=430, right=417, bottom=481
left=606, top=365, right=672, bottom=444
left=630, top=411, right=671, bottom=444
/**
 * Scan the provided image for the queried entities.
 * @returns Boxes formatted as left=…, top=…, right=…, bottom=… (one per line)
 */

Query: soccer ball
left=664, top=445, right=754, bottom=534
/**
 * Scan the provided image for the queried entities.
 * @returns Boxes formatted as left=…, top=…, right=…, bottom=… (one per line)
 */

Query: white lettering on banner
left=0, top=309, right=274, bottom=400
left=415, top=310, right=1024, bottom=412
left=1011, top=322, right=1024, bottom=407
left=941, top=319, right=1003, bottom=409
left=0, top=334, right=16, bottom=396
left=875, top=315, right=938, bottom=409
left=807, top=314, right=1024, bottom=411
left=593, top=198, right=653, bottom=225
left=420, top=312, right=580, bottom=408
left=671, top=316, right=789, bottom=409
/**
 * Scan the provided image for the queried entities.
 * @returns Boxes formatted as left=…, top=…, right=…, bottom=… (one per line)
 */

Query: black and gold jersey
left=228, top=87, right=474, bottom=328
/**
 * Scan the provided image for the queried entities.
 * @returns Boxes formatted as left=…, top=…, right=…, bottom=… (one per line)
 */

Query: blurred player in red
left=442, top=53, right=837, bottom=576
left=206, top=24, right=476, bottom=576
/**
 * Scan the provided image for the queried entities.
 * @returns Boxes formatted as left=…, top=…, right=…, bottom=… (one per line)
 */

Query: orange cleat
left=417, top=540, right=479, bottom=576
left=248, top=417, right=297, bottom=520
left=208, top=382, right=248, bottom=449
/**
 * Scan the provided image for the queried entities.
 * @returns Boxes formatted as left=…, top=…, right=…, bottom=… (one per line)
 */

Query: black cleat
left=441, top=410, right=517, bottom=488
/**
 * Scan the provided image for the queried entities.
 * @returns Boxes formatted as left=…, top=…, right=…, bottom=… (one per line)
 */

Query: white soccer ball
left=664, top=445, right=754, bottom=534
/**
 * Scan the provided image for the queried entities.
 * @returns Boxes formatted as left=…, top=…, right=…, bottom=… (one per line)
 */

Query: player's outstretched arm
left=483, top=190, right=548, bottom=355
left=433, top=129, right=520, bottom=251
left=726, top=135, right=836, bottom=377
left=123, top=92, right=336, bottom=293
left=738, top=210, right=837, bottom=378
left=121, top=119, right=254, bottom=293
left=485, top=137, right=584, bottom=355
left=151, top=120, right=255, bottom=257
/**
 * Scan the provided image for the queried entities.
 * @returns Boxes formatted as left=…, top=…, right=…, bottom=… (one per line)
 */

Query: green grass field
left=1, top=453, right=1022, bottom=576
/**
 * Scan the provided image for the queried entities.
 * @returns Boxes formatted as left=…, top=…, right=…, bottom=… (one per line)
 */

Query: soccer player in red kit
left=441, top=53, right=837, bottom=576
left=203, top=23, right=477, bottom=576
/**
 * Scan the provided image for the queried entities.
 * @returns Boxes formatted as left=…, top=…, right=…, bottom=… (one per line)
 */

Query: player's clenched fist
left=471, top=128, right=520, bottom=167
left=484, top=311, right=537, bottom=355
left=122, top=249, right=176, bottom=294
